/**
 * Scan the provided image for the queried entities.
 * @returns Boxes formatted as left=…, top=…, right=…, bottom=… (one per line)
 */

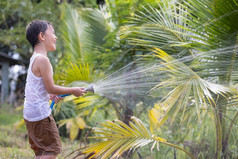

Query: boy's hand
left=72, top=87, right=86, bottom=97
left=50, top=94, right=63, bottom=104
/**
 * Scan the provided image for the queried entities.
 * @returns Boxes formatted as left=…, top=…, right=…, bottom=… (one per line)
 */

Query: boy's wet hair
left=26, top=20, right=53, bottom=48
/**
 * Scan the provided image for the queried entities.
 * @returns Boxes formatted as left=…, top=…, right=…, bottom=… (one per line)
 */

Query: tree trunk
left=121, top=106, right=133, bottom=158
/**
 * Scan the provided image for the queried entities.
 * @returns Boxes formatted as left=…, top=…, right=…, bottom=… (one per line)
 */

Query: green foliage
left=120, top=2, right=190, bottom=56
left=53, top=102, right=77, bottom=138
left=53, top=3, right=121, bottom=140
left=73, top=0, right=238, bottom=158
left=104, top=0, right=140, bottom=27
left=150, top=48, right=233, bottom=124
left=2, top=0, right=238, bottom=158
left=58, top=115, right=86, bottom=140
left=73, top=116, right=195, bottom=159
left=118, top=0, right=238, bottom=158
left=59, top=3, right=108, bottom=64
left=0, top=0, right=100, bottom=61
left=59, top=3, right=84, bottom=61
left=55, top=62, right=95, bottom=84
left=0, top=0, right=60, bottom=59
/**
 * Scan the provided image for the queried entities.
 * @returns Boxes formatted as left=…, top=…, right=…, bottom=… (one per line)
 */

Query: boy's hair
left=26, top=20, right=53, bottom=48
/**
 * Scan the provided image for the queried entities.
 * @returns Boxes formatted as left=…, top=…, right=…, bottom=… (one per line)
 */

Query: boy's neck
left=34, top=44, right=48, bottom=56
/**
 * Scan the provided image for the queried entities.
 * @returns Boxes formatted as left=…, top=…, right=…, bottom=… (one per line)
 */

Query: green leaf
left=150, top=48, right=233, bottom=125
left=72, top=116, right=195, bottom=159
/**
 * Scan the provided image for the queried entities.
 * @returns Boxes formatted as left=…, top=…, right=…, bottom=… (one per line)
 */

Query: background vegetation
left=1, top=0, right=238, bottom=158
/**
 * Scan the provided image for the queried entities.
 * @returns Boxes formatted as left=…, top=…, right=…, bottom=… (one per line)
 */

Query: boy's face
left=43, top=25, right=57, bottom=52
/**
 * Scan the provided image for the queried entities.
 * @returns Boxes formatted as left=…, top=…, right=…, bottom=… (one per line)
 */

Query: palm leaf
left=59, top=3, right=108, bottom=63
left=150, top=48, right=234, bottom=125
left=58, top=115, right=87, bottom=140
left=57, top=62, right=94, bottom=85
left=73, top=116, right=195, bottom=159
left=60, top=3, right=85, bottom=61
left=73, top=94, right=108, bottom=110
left=174, top=0, right=238, bottom=81
left=120, top=3, right=191, bottom=56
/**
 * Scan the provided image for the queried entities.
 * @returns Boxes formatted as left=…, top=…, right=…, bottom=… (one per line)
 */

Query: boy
left=24, top=20, right=86, bottom=159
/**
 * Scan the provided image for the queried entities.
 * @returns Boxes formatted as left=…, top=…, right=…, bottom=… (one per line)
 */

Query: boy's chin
left=48, top=47, right=56, bottom=52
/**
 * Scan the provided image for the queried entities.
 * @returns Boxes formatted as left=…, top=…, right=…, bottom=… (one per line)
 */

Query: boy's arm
left=36, top=56, right=85, bottom=96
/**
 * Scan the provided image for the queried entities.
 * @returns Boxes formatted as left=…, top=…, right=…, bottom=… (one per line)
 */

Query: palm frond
left=74, top=116, right=195, bottom=159
left=56, top=62, right=94, bottom=85
left=150, top=48, right=234, bottom=125
left=58, top=115, right=87, bottom=140
left=60, top=3, right=84, bottom=61
left=176, top=0, right=238, bottom=50
left=79, top=8, right=107, bottom=46
left=73, top=94, right=106, bottom=109
left=60, top=3, right=108, bottom=62
left=120, top=3, right=191, bottom=56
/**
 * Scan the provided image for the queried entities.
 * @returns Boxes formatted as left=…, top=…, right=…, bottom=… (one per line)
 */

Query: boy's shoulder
left=34, top=55, right=51, bottom=66
left=35, top=55, right=49, bottom=62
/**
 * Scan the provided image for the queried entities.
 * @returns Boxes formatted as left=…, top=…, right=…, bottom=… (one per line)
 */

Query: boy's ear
left=38, top=32, right=45, bottom=42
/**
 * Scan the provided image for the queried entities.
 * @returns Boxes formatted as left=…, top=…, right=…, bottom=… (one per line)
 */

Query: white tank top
left=23, top=53, right=53, bottom=121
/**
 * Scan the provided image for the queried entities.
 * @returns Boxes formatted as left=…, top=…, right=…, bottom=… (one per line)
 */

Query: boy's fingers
left=79, top=87, right=86, bottom=93
left=50, top=94, right=57, bottom=100
left=54, top=96, right=63, bottom=103
left=80, top=88, right=86, bottom=92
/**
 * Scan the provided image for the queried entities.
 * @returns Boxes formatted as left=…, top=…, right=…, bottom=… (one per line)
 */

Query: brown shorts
left=24, top=114, right=62, bottom=156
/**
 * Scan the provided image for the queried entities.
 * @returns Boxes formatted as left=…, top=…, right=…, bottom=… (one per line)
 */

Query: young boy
left=24, top=20, right=86, bottom=159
